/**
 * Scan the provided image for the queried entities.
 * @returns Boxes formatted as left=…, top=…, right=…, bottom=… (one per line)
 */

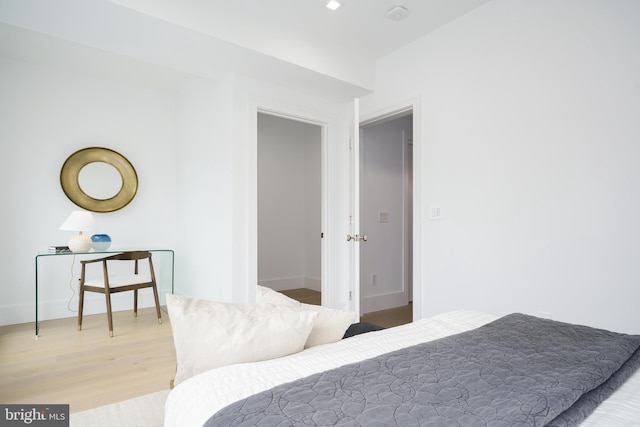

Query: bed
left=164, top=297, right=640, bottom=426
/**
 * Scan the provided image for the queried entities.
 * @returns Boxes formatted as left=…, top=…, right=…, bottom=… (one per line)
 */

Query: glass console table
left=35, top=248, right=174, bottom=339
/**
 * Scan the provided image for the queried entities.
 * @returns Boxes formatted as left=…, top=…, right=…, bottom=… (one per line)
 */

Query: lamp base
left=68, top=233, right=92, bottom=252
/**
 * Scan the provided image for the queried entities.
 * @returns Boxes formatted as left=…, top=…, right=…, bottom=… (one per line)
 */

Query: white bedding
left=164, top=311, right=640, bottom=427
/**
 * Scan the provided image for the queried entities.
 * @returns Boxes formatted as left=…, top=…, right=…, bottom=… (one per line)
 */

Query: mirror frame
left=60, top=147, right=138, bottom=213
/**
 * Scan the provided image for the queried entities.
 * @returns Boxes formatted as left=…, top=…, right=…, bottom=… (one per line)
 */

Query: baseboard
left=361, top=290, right=408, bottom=314
left=1, top=291, right=161, bottom=327
left=0, top=302, right=33, bottom=326
left=303, top=277, right=321, bottom=292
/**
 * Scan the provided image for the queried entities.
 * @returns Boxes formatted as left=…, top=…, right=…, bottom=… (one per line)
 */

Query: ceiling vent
left=387, top=5, right=409, bottom=21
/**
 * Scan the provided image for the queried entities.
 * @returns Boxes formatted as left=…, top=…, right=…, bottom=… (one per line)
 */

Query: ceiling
left=108, top=0, right=492, bottom=62
left=0, top=0, right=492, bottom=98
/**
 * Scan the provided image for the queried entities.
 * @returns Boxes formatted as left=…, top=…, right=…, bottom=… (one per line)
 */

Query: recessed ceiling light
left=326, top=1, right=341, bottom=11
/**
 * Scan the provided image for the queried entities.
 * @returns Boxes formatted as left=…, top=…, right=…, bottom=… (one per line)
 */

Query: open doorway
left=359, top=112, right=413, bottom=322
left=257, top=112, right=322, bottom=297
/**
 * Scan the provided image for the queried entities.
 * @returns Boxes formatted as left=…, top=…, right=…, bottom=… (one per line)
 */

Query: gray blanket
left=204, top=313, right=640, bottom=426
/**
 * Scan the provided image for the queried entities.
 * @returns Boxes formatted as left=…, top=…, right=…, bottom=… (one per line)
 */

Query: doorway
left=359, top=112, right=413, bottom=316
left=257, top=112, right=323, bottom=294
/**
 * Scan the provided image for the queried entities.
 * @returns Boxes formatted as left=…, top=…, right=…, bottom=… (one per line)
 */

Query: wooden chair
left=77, top=251, right=162, bottom=337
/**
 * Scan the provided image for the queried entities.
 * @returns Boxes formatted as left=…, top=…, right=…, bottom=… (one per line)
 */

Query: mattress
left=164, top=311, right=640, bottom=426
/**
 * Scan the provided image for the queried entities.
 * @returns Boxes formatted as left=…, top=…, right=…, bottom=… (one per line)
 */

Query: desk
left=35, top=249, right=174, bottom=338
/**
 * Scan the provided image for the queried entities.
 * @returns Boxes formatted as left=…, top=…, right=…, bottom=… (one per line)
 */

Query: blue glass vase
left=91, top=234, right=112, bottom=251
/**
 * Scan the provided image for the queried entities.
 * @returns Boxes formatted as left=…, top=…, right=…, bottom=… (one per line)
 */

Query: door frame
left=357, top=97, right=422, bottom=320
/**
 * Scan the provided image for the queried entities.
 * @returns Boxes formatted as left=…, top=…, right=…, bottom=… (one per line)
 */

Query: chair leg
left=105, top=291, right=114, bottom=337
left=152, top=284, right=162, bottom=324
left=77, top=286, right=84, bottom=331
left=134, top=289, right=138, bottom=318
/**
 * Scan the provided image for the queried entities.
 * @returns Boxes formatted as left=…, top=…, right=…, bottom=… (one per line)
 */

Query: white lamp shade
left=59, top=210, right=97, bottom=232
left=60, top=210, right=97, bottom=252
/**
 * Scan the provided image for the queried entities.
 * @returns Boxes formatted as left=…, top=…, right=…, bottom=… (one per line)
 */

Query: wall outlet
left=371, top=273, right=377, bottom=286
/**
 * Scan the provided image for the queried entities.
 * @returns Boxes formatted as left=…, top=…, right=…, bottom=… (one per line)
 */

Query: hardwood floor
left=361, top=302, right=413, bottom=328
left=280, top=288, right=413, bottom=328
left=0, top=307, right=175, bottom=413
left=1, top=289, right=411, bottom=413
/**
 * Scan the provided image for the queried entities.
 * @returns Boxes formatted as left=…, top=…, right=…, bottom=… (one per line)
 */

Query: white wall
left=360, top=117, right=412, bottom=313
left=0, top=4, right=357, bottom=327
left=0, top=53, right=350, bottom=327
left=0, top=55, right=178, bottom=325
left=361, top=0, right=640, bottom=333
left=0, top=0, right=360, bottom=327
left=173, top=77, right=234, bottom=302
left=12, top=0, right=634, bottom=334
left=257, top=114, right=321, bottom=292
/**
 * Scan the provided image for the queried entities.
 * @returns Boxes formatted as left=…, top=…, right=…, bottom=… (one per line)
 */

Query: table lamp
left=59, top=210, right=97, bottom=252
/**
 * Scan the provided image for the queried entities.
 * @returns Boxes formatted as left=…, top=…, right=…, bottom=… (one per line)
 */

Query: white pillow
left=255, top=285, right=300, bottom=307
left=300, top=303, right=357, bottom=348
left=255, top=286, right=357, bottom=348
left=166, top=294, right=318, bottom=385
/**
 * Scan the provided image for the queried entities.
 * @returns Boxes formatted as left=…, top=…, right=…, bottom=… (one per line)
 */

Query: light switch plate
left=430, top=205, right=442, bottom=220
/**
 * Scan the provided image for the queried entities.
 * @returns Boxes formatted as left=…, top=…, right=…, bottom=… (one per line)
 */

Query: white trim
left=361, top=290, right=408, bottom=313
left=403, top=129, right=413, bottom=304
left=360, top=106, right=413, bottom=128
left=348, top=99, right=361, bottom=316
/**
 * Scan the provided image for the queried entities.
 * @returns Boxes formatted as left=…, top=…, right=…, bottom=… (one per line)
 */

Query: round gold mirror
left=60, top=147, right=138, bottom=212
